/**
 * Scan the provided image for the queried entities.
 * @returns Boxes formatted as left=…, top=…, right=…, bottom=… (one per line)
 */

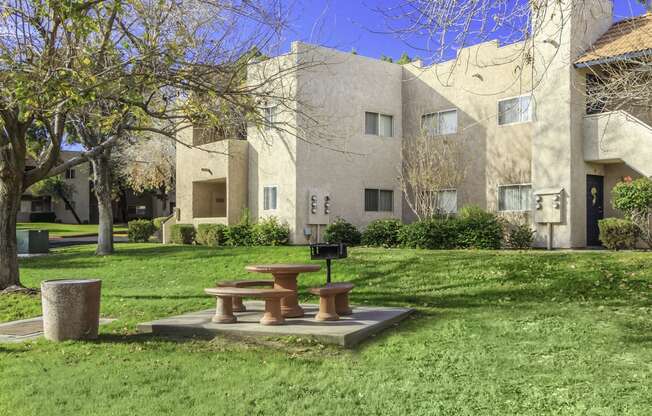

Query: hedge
left=170, top=224, right=196, bottom=245
left=323, top=218, right=361, bottom=245
left=361, top=219, right=403, bottom=247
left=598, top=218, right=639, bottom=250
left=128, top=219, right=156, bottom=243
left=196, top=223, right=228, bottom=247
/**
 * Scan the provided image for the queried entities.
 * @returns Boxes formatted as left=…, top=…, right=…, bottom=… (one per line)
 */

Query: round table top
left=245, top=264, right=321, bottom=274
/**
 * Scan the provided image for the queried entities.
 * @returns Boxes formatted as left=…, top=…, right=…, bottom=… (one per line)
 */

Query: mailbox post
left=533, top=187, right=564, bottom=250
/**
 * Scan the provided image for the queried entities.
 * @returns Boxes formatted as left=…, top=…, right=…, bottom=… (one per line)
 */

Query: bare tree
left=399, top=134, right=467, bottom=220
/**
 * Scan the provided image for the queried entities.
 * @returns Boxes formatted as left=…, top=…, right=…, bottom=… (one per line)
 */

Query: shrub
left=598, top=218, right=639, bottom=250
left=170, top=224, right=196, bottom=245
left=362, top=219, right=403, bottom=247
left=398, top=218, right=460, bottom=249
left=128, top=219, right=156, bottom=243
left=456, top=206, right=503, bottom=249
left=196, top=223, right=228, bottom=247
left=225, top=223, right=253, bottom=246
left=323, top=218, right=361, bottom=245
left=153, top=216, right=168, bottom=231
left=506, top=223, right=535, bottom=249
left=252, top=217, right=290, bottom=246
left=612, top=177, right=652, bottom=248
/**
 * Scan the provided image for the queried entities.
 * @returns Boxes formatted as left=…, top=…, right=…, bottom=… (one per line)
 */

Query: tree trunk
left=91, top=150, right=114, bottom=256
left=0, top=175, right=23, bottom=290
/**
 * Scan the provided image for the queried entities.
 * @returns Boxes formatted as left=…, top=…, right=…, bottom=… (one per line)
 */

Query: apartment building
left=172, top=0, right=652, bottom=248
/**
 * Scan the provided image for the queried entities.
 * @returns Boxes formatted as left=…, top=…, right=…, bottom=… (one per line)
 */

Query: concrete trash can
left=41, top=279, right=102, bottom=341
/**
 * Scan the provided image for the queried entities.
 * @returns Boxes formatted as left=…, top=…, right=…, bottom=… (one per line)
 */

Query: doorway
left=586, top=174, right=604, bottom=246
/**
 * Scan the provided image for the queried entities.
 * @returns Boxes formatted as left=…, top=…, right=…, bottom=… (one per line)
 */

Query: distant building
left=20, top=151, right=175, bottom=224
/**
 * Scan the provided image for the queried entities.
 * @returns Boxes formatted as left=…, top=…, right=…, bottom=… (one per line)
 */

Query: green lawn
left=1, top=245, right=651, bottom=415
left=17, top=222, right=128, bottom=237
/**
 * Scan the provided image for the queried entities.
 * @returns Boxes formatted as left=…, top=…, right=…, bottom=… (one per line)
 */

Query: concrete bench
left=204, top=287, right=292, bottom=325
left=309, top=283, right=354, bottom=321
left=216, top=280, right=274, bottom=312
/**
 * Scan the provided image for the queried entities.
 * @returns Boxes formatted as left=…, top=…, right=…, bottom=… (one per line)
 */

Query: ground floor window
left=264, top=186, right=278, bottom=210
left=365, top=188, right=393, bottom=212
left=498, top=184, right=532, bottom=211
left=436, top=189, right=458, bottom=214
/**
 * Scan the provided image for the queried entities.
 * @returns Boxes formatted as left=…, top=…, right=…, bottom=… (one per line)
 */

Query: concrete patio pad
left=137, top=301, right=414, bottom=347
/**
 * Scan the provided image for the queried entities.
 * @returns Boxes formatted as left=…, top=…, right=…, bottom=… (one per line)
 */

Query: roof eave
left=574, top=49, right=652, bottom=68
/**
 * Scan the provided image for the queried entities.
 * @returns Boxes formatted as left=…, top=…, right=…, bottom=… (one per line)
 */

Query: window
left=263, top=106, right=276, bottom=130
left=128, top=205, right=148, bottom=216
left=422, top=109, right=458, bottom=136
left=65, top=168, right=76, bottom=180
left=586, top=74, right=606, bottom=115
left=364, top=189, right=393, bottom=212
left=436, top=189, right=458, bottom=214
left=264, top=186, right=278, bottom=210
left=365, top=112, right=393, bottom=137
left=498, top=184, right=532, bottom=211
left=498, top=95, right=533, bottom=125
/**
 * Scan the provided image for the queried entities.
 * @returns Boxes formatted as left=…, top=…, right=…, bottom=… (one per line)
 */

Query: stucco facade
left=174, top=0, right=652, bottom=248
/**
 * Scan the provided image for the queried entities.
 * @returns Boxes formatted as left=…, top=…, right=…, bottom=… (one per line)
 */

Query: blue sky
left=280, top=0, right=648, bottom=62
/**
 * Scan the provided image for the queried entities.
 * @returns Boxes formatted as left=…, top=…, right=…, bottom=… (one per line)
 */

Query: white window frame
left=364, top=112, right=394, bottom=137
left=497, top=183, right=532, bottom=212
left=65, top=168, right=76, bottom=180
left=421, top=108, right=458, bottom=136
left=435, top=188, right=458, bottom=214
left=497, top=95, right=534, bottom=126
left=263, top=106, right=276, bottom=131
left=263, top=185, right=278, bottom=211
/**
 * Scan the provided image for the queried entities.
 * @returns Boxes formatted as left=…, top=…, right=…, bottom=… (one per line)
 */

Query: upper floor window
left=498, top=184, right=532, bottom=211
left=422, top=109, right=458, bottom=136
left=365, top=112, right=393, bottom=137
left=263, top=106, right=276, bottom=130
left=65, top=168, right=76, bottom=180
left=498, top=95, right=533, bottom=125
left=263, top=186, right=278, bottom=210
left=364, top=188, right=393, bottom=212
left=436, top=189, right=458, bottom=214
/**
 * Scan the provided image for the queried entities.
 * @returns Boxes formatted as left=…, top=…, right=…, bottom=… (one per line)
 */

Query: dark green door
left=586, top=175, right=604, bottom=246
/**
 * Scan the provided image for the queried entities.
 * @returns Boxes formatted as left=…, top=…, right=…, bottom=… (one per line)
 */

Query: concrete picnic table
left=245, top=264, right=321, bottom=318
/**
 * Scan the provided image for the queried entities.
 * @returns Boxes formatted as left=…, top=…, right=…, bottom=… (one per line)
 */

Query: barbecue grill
left=309, top=243, right=347, bottom=284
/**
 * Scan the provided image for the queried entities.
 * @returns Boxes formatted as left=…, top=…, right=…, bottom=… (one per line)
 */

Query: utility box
left=534, top=187, right=564, bottom=224
left=308, top=189, right=331, bottom=225
left=17, top=230, right=49, bottom=254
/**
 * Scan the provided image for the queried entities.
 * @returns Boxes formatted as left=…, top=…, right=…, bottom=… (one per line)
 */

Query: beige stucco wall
left=293, top=43, right=403, bottom=243
left=402, top=40, right=534, bottom=221
left=532, top=0, right=613, bottom=248
left=53, top=152, right=91, bottom=223
left=176, top=126, right=248, bottom=226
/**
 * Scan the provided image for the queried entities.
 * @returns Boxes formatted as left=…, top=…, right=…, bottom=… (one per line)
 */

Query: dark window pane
left=365, top=112, right=378, bottom=135
left=379, top=190, right=393, bottom=211
left=365, top=188, right=379, bottom=211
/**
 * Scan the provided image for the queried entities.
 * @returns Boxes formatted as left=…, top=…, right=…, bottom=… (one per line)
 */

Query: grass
left=17, top=222, right=128, bottom=237
left=1, top=244, right=651, bottom=415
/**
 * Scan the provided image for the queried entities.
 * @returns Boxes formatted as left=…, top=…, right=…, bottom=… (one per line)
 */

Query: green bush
left=398, top=218, right=460, bottom=249
left=598, top=218, right=639, bottom=250
left=225, top=223, right=253, bottom=246
left=456, top=206, right=504, bottom=249
left=252, top=217, right=290, bottom=246
left=323, top=218, right=361, bottom=245
left=362, top=219, right=403, bottom=247
left=612, top=177, right=652, bottom=248
left=170, top=224, right=196, bottom=245
left=127, top=219, right=156, bottom=243
left=196, top=223, right=228, bottom=247
left=153, top=216, right=168, bottom=231
left=506, top=223, right=535, bottom=249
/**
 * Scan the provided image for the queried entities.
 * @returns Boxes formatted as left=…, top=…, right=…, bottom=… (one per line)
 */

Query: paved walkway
left=0, top=317, right=115, bottom=343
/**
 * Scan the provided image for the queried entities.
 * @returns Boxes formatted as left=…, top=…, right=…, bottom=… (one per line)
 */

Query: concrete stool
left=309, top=283, right=354, bottom=321
left=204, top=287, right=293, bottom=325
left=41, top=279, right=102, bottom=341
left=216, top=280, right=273, bottom=312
